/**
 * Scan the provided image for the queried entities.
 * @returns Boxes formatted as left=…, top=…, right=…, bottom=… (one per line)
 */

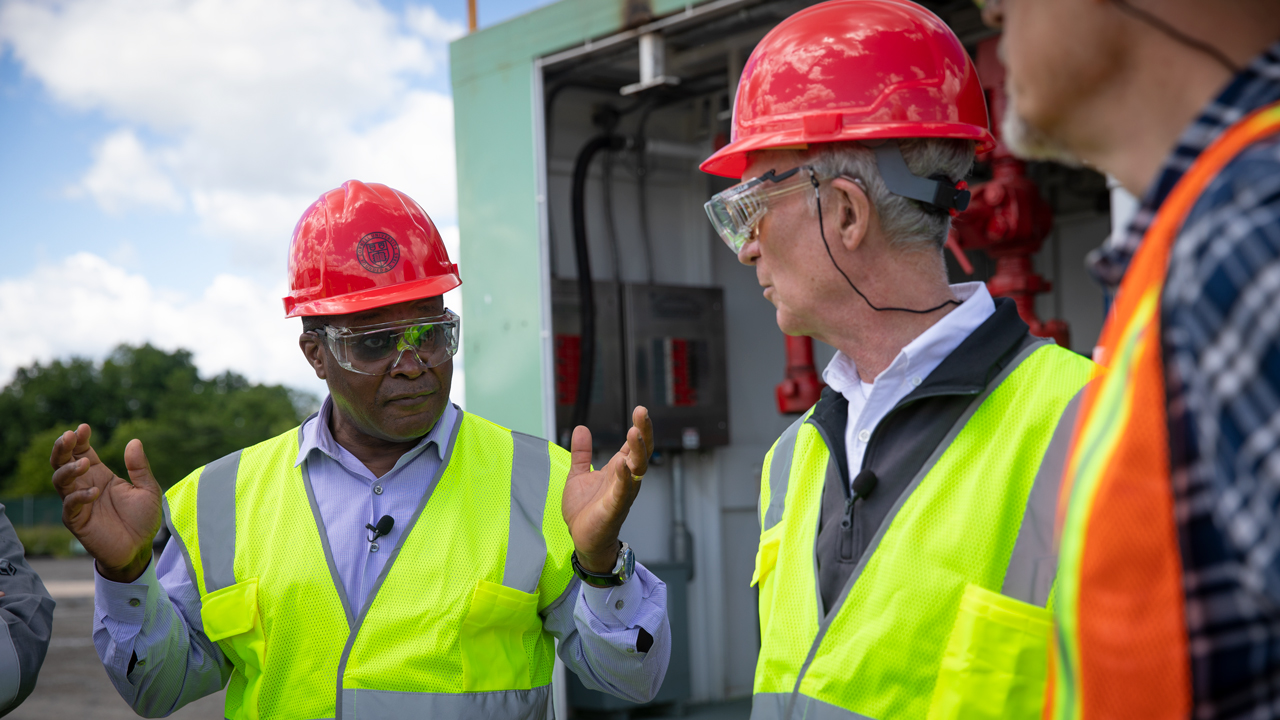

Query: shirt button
left=136, top=659, right=146, bottom=667
left=627, top=647, right=636, bottom=654
left=128, top=598, right=141, bottom=608
left=373, top=485, right=384, bottom=496
left=910, top=377, right=922, bottom=387
left=370, top=543, right=380, bottom=553
left=857, top=429, right=871, bottom=443
left=615, top=599, right=625, bottom=611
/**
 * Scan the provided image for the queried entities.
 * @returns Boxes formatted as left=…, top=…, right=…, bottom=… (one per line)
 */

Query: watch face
left=620, top=544, right=636, bottom=581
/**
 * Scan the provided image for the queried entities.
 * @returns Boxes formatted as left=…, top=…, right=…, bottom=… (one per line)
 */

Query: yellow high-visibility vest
left=165, top=411, right=576, bottom=720
left=752, top=341, right=1093, bottom=720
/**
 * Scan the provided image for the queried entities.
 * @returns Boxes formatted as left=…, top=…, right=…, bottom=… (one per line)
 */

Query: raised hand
left=50, top=424, right=163, bottom=583
left=562, top=407, right=654, bottom=573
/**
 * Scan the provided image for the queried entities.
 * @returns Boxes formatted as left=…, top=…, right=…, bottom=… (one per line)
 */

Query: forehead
left=331, top=297, right=444, bottom=328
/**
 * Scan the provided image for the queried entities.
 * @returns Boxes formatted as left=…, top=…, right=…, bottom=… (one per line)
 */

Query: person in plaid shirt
left=984, top=0, right=1280, bottom=716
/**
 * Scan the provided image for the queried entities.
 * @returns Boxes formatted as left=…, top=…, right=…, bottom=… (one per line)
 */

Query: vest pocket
left=751, top=525, right=783, bottom=588
left=202, top=578, right=266, bottom=718
left=460, top=580, right=541, bottom=692
left=926, top=583, right=1051, bottom=720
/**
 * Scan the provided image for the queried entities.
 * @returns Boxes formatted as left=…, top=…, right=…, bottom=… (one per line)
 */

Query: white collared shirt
left=822, top=282, right=996, bottom=488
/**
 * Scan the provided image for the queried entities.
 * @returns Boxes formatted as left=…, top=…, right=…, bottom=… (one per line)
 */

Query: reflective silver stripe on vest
left=197, top=449, right=241, bottom=593
left=781, top=339, right=1051, bottom=720
left=1001, top=381, right=1090, bottom=606
left=764, top=415, right=807, bottom=532
left=752, top=692, right=875, bottom=720
left=504, top=432, right=551, bottom=594
left=341, top=685, right=549, bottom=719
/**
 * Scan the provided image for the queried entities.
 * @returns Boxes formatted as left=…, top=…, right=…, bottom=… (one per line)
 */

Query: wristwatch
left=572, top=541, right=635, bottom=588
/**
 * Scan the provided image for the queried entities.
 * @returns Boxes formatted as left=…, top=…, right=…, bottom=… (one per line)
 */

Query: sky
left=0, top=0, right=551, bottom=404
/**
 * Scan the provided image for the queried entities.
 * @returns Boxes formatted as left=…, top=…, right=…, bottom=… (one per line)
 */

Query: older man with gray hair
left=699, top=2, right=1094, bottom=718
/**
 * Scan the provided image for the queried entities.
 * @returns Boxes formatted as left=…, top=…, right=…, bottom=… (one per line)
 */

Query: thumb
left=569, top=425, right=593, bottom=477
left=123, top=439, right=162, bottom=493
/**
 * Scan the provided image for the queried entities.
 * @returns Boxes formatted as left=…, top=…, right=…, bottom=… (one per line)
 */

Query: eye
left=360, top=333, right=392, bottom=350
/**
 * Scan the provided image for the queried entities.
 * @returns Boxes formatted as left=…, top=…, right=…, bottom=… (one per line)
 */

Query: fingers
left=61, top=485, right=100, bottom=527
left=124, top=439, right=162, bottom=492
left=50, top=424, right=95, bottom=470
left=568, top=425, right=594, bottom=477
left=51, top=457, right=92, bottom=498
left=624, top=407, right=653, bottom=478
left=633, top=406, right=653, bottom=455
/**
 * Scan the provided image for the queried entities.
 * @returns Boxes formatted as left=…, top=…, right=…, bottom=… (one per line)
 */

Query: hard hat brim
left=700, top=123, right=997, bottom=179
left=284, top=273, right=462, bottom=318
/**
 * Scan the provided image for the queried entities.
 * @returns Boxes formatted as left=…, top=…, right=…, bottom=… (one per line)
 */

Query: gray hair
left=802, top=138, right=975, bottom=251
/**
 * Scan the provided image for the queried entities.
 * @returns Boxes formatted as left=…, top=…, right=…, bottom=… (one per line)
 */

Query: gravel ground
left=10, top=557, right=225, bottom=720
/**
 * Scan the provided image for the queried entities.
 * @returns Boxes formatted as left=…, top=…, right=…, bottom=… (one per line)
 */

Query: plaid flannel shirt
left=1088, top=41, right=1280, bottom=718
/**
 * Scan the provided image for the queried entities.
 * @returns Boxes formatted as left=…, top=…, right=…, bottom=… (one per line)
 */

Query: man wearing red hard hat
left=48, top=180, right=671, bottom=719
left=979, top=0, right=1280, bottom=718
left=700, top=2, right=1093, bottom=718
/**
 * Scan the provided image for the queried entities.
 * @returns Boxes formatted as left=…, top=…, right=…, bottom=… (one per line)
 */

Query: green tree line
left=0, top=344, right=317, bottom=497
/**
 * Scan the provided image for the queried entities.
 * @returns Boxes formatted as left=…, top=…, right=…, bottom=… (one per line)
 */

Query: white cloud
left=73, top=129, right=183, bottom=213
left=0, top=0, right=459, bottom=264
left=0, top=248, right=468, bottom=408
left=0, top=252, right=325, bottom=395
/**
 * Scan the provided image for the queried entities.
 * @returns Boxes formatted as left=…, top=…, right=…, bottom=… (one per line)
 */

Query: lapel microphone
left=366, top=515, right=395, bottom=543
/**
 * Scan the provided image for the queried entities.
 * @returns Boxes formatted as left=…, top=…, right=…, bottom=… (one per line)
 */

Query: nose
left=387, top=347, right=427, bottom=379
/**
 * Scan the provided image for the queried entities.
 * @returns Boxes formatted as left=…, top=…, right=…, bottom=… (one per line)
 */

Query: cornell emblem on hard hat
left=357, top=232, right=400, bottom=274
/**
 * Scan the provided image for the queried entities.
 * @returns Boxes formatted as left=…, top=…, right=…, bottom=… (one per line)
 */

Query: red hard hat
left=700, top=0, right=995, bottom=178
left=283, top=180, right=460, bottom=317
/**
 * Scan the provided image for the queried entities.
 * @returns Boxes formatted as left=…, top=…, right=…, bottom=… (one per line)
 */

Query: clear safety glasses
left=704, top=165, right=822, bottom=253
left=316, top=310, right=460, bottom=376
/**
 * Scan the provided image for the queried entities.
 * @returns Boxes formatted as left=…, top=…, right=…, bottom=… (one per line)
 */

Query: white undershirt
left=822, top=282, right=997, bottom=490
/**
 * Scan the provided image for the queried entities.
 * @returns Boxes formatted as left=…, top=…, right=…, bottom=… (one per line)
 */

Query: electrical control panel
left=552, top=279, right=628, bottom=448
left=623, top=284, right=729, bottom=450
left=553, top=280, right=729, bottom=451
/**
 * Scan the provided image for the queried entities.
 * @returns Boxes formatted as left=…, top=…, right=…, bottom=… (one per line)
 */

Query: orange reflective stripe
left=1051, top=102, right=1280, bottom=720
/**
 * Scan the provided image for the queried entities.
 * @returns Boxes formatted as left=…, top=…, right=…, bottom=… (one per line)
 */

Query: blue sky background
left=0, top=0, right=552, bottom=403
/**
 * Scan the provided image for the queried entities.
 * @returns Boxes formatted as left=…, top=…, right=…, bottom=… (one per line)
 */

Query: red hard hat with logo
left=700, top=0, right=995, bottom=179
left=283, top=180, right=460, bottom=317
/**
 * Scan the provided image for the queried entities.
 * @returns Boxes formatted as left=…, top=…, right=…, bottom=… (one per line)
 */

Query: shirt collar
left=295, top=395, right=458, bottom=479
left=822, top=282, right=997, bottom=392
left=1088, top=40, right=1280, bottom=290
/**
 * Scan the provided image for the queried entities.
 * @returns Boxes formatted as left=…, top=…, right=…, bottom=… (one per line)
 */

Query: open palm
left=562, top=407, right=653, bottom=573
left=50, top=424, right=163, bottom=582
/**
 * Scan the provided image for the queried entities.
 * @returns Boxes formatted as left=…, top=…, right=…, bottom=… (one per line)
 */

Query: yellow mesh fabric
left=797, top=345, right=1092, bottom=719
left=166, top=428, right=349, bottom=720
left=171, top=414, right=570, bottom=715
left=165, top=468, right=204, bottom=593
left=754, top=422, right=828, bottom=695
left=345, top=413, right=514, bottom=692
left=234, top=431, right=349, bottom=720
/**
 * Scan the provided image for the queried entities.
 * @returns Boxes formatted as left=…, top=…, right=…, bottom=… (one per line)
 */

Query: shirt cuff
left=579, top=568, right=646, bottom=629
left=95, top=558, right=156, bottom=624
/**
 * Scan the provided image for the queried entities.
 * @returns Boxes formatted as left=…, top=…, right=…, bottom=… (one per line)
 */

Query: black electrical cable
left=810, top=172, right=960, bottom=315
left=1111, top=0, right=1241, bottom=75
left=570, top=134, right=627, bottom=434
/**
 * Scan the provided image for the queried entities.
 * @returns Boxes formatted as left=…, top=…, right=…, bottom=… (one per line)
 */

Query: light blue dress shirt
left=92, top=397, right=670, bottom=716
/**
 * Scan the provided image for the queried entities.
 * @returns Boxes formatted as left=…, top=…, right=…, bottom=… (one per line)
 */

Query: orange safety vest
left=1048, top=101, right=1280, bottom=720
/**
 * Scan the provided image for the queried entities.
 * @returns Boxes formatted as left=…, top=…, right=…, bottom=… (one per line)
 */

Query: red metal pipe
left=776, top=335, right=825, bottom=414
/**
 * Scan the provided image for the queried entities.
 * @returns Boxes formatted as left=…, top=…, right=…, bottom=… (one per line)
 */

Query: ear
left=300, top=332, right=329, bottom=380
left=828, top=176, right=872, bottom=254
